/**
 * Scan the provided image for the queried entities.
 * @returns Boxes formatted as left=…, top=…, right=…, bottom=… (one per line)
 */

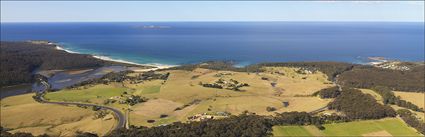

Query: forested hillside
left=338, top=65, right=425, bottom=92
left=0, top=41, right=127, bottom=87
left=328, top=88, right=396, bottom=120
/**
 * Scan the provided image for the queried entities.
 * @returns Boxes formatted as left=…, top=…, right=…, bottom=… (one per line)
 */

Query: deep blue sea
left=1, top=22, right=424, bottom=66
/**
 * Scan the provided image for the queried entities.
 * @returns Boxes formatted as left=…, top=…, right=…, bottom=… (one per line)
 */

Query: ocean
left=1, top=22, right=424, bottom=66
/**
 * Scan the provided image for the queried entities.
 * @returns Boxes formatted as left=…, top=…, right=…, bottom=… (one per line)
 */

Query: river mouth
left=0, top=84, right=33, bottom=99
left=38, top=66, right=130, bottom=91
left=1, top=65, right=155, bottom=99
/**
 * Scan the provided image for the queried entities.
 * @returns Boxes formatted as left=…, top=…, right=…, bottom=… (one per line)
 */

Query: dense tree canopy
left=107, top=111, right=337, bottom=137
left=397, top=109, right=425, bottom=135
left=313, top=86, right=341, bottom=98
left=109, top=114, right=273, bottom=137
left=372, top=86, right=423, bottom=112
left=0, top=41, right=130, bottom=87
left=338, top=65, right=425, bottom=92
left=328, top=88, right=397, bottom=120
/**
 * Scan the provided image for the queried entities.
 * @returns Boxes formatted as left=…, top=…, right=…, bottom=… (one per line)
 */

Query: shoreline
left=52, top=42, right=420, bottom=69
left=54, top=44, right=176, bottom=69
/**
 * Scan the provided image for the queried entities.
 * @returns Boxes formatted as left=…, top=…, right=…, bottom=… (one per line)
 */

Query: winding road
left=38, top=81, right=126, bottom=132
left=34, top=69, right=344, bottom=132
left=309, top=74, right=344, bottom=114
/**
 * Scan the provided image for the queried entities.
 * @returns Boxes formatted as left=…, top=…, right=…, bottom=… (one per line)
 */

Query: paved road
left=38, top=81, right=125, bottom=132
left=309, top=106, right=328, bottom=114
left=308, top=74, right=345, bottom=114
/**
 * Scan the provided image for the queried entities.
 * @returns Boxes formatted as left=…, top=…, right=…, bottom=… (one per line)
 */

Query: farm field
left=262, top=67, right=332, bottom=96
left=0, top=94, right=114, bottom=136
left=22, top=67, right=337, bottom=131
left=272, top=126, right=312, bottom=136
left=124, top=80, right=164, bottom=97
left=124, top=67, right=333, bottom=126
left=44, top=84, right=128, bottom=104
left=129, top=98, right=183, bottom=127
left=393, top=91, right=425, bottom=108
left=272, top=118, right=422, bottom=136
left=125, top=68, right=331, bottom=126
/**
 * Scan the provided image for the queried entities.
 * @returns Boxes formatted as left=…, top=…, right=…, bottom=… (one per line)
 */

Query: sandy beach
left=54, top=44, right=176, bottom=70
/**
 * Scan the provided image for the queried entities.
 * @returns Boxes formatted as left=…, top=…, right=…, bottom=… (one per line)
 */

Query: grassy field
left=30, top=67, right=333, bottom=128
left=154, top=67, right=332, bottom=103
left=391, top=91, right=424, bottom=122
left=393, top=91, right=424, bottom=108
left=272, top=118, right=422, bottom=136
left=359, top=89, right=383, bottom=104
left=272, top=126, right=313, bottom=136
left=262, top=67, right=333, bottom=96
left=44, top=84, right=128, bottom=104
left=0, top=94, right=114, bottom=136
left=127, top=67, right=332, bottom=126
left=130, top=98, right=182, bottom=127
left=125, top=80, right=163, bottom=95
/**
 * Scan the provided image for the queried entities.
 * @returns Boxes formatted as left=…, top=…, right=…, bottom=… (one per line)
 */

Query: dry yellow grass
left=129, top=99, right=182, bottom=127
left=155, top=67, right=331, bottom=103
left=124, top=80, right=164, bottom=96
left=49, top=115, right=115, bottom=136
left=393, top=91, right=424, bottom=108
left=23, top=67, right=332, bottom=128
left=262, top=67, right=333, bottom=96
left=1, top=94, right=114, bottom=136
left=129, top=96, right=331, bottom=127
left=186, top=96, right=283, bottom=116
left=150, top=70, right=250, bottom=104
left=187, top=96, right=331, bottom=116
left=132, top=99, right=182, bottom=116
left=274, top=97, right=332, bottom=113
left=124, top=67, right=332, bottom=126
left=7, top=126, right=52, bottom=136
left=359, top=89, right=383, bottom=104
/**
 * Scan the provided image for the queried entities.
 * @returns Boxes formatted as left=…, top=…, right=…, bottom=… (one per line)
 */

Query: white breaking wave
left=93, top=55, right=176, bottom=69
left=55, top=45, right=176, bottom=69
left=55, top=46, right=79, bottom=54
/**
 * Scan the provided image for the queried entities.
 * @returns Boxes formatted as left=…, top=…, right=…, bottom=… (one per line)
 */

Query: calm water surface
left=1, top=22, right=424, bottom=66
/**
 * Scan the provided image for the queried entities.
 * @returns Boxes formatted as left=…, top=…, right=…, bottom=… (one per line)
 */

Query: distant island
left=134, top=25, right=172, bottom=29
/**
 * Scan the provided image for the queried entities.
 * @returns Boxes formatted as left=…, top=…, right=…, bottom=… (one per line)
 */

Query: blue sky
left=1, top=1, right=424, bottom=22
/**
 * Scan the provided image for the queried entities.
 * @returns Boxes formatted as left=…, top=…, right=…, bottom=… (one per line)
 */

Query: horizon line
left=2, top=20, right=424, bottom=23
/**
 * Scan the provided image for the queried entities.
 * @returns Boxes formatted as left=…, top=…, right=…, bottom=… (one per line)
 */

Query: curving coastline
left=54, top=44, right=176, bottom=69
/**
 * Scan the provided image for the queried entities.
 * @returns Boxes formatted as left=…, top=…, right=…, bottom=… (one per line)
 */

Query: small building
left=282, top=101, right=289, bottom=107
